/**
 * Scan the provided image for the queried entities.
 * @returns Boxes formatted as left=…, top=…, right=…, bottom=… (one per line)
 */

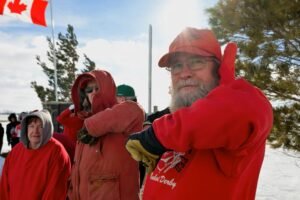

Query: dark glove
left=126, top=126, right=166, bottom=174
left=77, top=127, right=98, bottom=145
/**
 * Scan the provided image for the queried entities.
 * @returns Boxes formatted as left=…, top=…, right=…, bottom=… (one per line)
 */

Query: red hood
left=71, top=70, right=117, bottom=115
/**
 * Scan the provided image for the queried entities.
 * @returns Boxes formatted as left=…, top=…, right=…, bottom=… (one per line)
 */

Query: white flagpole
left=148, top=24, right=152, bottom=114
left=50, top=0, right=58, bottom=102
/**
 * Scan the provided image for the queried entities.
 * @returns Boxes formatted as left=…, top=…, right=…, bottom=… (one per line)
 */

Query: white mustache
left=175, top=79, right=200, bottom=90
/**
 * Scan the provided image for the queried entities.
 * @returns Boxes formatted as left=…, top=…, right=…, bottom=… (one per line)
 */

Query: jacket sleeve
left=6, top=124, right=11, bottom=144
left=0, top=155, right=10, bottom=200
left=56, top=108, right=72, bottom=124
left=56, top=108, right=83, bottom=130
left=152, top=83, right=273, bottom=153
left=85, top=101, right=145, bottom=137
left=42, top=147, right=71, bottom=200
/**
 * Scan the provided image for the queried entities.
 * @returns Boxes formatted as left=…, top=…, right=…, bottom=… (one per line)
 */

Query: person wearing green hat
left=116, top=84, right=147, bottom=189
left=116, top=84, right=137, bottom=103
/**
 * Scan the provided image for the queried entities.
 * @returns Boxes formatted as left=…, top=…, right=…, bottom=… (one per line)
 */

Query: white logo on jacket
left=157, top=151, right=185, bottom=173
left=149, top=173, right=177, bottom=189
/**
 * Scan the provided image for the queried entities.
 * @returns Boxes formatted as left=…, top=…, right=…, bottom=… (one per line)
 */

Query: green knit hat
left=117, top=84, right=136, bottom=97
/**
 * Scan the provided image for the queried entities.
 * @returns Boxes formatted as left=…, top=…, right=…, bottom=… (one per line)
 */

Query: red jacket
left=142, top=43, right=273, bottom=200
left=68, top=70, right=144, bottom=200
left=0, top=138, right=71, bottom=200
left=56, top=108, right=83, bottom=162
left=53, top=132, right=76, bottom=162
left=56, top=108, right=83, bottom=143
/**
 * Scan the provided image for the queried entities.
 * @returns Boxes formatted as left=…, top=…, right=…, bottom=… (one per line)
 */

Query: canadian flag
left=0, top=0, right=48, bottom=26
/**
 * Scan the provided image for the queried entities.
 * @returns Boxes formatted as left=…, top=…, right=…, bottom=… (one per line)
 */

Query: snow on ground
left=256, top=145, right=300, bottom=200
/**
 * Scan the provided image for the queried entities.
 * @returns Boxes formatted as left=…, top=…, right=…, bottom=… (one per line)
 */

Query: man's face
left=27, top=118, right=43, bottom=149
left=169, top=53, right=219, bottom=112
left=116, top=96, right=126, bottom=103
left=84, top=80, right=99, bottom=104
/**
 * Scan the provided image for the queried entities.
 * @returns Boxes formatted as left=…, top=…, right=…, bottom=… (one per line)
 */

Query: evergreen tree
left=31, top=24, right=79, bottom=102
left=81, top=54, right=96, bottom=73
left=56, top=25, right=79, bottom=101
left=207, top=0, right=300, bottom=151
left=32, top=25, right=97, bottom=103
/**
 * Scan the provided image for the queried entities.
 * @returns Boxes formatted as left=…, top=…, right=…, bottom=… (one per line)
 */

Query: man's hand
left=125, top=126, right=166, bottom=174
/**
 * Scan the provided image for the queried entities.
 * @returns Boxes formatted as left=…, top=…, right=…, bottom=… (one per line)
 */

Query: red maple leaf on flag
left=7, top=0, right=27, bottom=14
left=0, top=0, right=48, bottom=26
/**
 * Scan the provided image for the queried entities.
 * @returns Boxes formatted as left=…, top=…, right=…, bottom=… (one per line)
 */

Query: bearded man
left=125, top=27, right=273, bottom=200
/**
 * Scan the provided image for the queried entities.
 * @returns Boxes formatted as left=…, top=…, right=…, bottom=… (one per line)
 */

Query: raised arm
left=85, top=101, right=145, bottom=137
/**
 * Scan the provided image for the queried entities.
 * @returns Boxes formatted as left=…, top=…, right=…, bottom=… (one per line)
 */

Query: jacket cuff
left=139, top=126, right=166, bottom=155
left=143, top=121, right=152, bottom=127
left=84, top=118, right=97, bottom=136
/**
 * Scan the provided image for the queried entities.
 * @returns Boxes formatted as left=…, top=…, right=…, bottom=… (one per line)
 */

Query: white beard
left=170, top=78, right=218, bottom=112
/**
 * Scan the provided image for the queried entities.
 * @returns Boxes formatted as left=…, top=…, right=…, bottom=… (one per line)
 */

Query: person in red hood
left=125, top=28, right=273, bottom=200
left=68, top=70, right=145, bottom=200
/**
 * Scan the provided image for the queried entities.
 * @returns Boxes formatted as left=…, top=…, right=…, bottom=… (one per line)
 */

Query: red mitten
left=219, top=42, right=237, bottom=85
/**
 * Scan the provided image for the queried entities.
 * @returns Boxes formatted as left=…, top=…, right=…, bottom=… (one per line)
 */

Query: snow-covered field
left=0, top=114, right=299, bottom=199
left=256, top=146, right=300, bottom=200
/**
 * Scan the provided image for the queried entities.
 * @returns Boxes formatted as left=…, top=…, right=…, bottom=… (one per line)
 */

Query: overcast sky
left=0, top=0, right=218, bottom=113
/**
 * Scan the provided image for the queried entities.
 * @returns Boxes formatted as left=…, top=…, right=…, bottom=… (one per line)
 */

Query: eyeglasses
left=166, top=56, right=217, bottom=75
left=85, top=86, right=99, bottom=94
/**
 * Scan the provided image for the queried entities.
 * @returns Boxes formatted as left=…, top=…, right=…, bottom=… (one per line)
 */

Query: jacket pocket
left=88, top=174, right=120, bottom=200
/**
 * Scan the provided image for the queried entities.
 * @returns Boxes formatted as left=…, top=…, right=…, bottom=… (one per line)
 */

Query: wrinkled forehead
left=169, top=52, right=203, bottom=62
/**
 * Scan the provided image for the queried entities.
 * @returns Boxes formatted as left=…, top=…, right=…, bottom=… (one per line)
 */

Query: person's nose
left=34, top=126, right=41, bottom=134
left=178, top=63, right=193, bottom=79
left=91, top=89, right=97, bottom=94
left=92, top=87, right=99, bottom=94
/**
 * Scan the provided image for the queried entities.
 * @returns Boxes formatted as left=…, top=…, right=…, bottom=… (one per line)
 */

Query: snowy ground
left=256, top=146, right=300, bottom=200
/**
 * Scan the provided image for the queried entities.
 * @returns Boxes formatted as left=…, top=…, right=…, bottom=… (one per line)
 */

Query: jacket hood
left=20, top=109, right=53, bottom=149
left=72, top=70, right=117, bottom=115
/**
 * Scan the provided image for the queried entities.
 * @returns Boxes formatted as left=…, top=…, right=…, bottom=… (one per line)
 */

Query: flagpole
left=148, top=24, right=152, bottom=114
left=50, top=0, right=58, bottom=102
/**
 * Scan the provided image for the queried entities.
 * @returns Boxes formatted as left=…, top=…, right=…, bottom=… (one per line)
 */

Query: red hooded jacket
left=68, top=70, right=144, bottom=200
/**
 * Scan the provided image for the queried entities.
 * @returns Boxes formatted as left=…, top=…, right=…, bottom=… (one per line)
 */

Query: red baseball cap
left=158, top=27, right=222, bottom=67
